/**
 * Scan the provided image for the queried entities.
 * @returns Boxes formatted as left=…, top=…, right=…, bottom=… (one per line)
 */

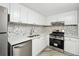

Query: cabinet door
left=34, top=13, right=41, bottom=25
left=64, top=37, right=74, bottom=54
left=38, top=37, right=46, bottom=52
left=32, top=38, right=40, bottom=56
left=64, top=16, right=71, bottom=25
left=28, top=9, right=36, bottom=24
left=65, top=13, right=77, bottom=25
left=32, top=36, right=48, bottom=56
left=38, top=15, right=46, bottom=25
left=9, top=4, right=20, bottom=22
left=64, top=37, right=79, bottom=55
left=20, top=5, right=28, bottom=23
left=73, top=39, right=79, bottom=55
left=43, top=17, right=49, bottom=26
left=38, top=36, right=47, bottom=52
left=28, top=9, right=43, bottom=25
left=65, top=16, right=74, bottom=25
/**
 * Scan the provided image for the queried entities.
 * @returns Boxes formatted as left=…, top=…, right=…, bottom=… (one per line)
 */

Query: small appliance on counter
left=49, top=30, right=64, bottom=53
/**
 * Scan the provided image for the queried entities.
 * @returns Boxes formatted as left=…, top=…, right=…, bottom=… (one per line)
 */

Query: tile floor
left=38, top=47, right=67, bottom=56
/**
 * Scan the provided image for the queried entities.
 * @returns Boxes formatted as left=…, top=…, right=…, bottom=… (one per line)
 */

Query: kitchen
left=0, top=3, right=79, bottom=56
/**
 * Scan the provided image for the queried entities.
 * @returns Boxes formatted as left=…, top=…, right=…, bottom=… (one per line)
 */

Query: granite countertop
left=8, top=34, right=47, bottom=46
left=8, top=35, right=40, bottom=46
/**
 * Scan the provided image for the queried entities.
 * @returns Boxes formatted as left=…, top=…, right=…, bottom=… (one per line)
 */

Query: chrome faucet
left=30, top=26, right=35, bottom=35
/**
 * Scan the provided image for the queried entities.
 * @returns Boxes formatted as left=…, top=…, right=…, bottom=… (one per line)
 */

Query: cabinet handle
left=14, top=46, right=21, bottom=48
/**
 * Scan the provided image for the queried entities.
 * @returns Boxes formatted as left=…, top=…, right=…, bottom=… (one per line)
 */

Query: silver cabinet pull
left=14, top=46, right=21, bottom=48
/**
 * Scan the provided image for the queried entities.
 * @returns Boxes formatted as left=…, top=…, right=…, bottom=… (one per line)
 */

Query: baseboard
left=64, top=51, right=79, bottom=56
left=36, top=46, right=79, bottom=56
left=37, top=46, right=48, bottom=56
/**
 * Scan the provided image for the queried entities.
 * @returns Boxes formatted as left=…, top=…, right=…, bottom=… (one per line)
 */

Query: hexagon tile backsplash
left=64, top=25, right=78, bottom=36
left=8, top=23, right=48, bottom=40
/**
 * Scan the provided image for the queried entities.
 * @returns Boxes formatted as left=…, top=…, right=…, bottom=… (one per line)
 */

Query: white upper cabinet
left=64, top=11, right=77, bottom=25
left=0, top=4, right=78, bottom=26
left=64, top=15, right=77, bottom=25
left=9, top=3, right=28, bottom=23
left=28, top=9, right=38, bottom=24
left=40, top=15, right=47, bottom=25
left=20, top=5, right=28, bottom=23
left=47, top=10, right=77, bottom=25
left=36, top=14, right=46, bottom=25
left=9, top=4, right=21, bottom=22
left=9, top=3, right=46, bottom=25
left=28, top=9, right=46, bottom=25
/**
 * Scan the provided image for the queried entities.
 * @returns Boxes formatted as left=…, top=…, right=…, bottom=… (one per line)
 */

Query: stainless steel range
left=49, top=31, right=64, bottom=53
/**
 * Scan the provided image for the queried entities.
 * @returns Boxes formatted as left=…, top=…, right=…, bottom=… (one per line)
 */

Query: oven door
left=50, top=38, right=64, bottom=49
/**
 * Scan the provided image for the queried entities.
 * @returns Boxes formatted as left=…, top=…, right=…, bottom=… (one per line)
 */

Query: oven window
left=49, top=38, right=64, bottom=49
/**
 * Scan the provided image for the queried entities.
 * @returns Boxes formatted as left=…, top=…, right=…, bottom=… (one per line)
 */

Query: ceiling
left=21, top=3, right=79, bottom=16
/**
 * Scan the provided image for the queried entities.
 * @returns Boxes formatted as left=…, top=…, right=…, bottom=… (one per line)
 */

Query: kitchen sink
left=27, top=34, right=40, bottom=38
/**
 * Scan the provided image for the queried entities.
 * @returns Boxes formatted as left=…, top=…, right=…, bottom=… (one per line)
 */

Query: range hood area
left=51, top=22, right=64, bottom=26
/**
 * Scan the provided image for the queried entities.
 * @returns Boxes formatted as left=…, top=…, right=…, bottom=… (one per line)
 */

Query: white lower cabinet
left=32, top=36, right=48, bottom=56
left=64, top=37, right=79, bottom=55
left=32, top=38, right=40, bottom=56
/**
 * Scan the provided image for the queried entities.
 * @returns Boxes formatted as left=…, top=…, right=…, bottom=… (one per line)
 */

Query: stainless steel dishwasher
left=13, top=40, right=32, bottom=56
